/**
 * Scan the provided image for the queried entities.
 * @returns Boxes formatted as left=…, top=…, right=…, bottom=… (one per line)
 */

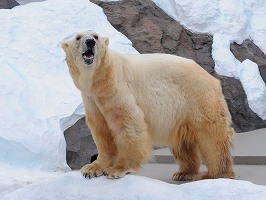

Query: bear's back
left=120, top=53, right=222, bottom=145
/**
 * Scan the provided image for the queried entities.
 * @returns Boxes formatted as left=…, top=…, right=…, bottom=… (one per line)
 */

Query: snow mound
left=0, top=167, right=64, bottom=199
left=0, top=0, right=137, bottom=171
left=3, top=173, right=266, bottom=200
left=152, top=0, right=266, bottom=120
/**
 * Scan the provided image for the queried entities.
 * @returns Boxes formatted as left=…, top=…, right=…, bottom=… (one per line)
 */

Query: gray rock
left=64, top=118, right=97, bottom=170
left=0, top=0, right=19, bottom=9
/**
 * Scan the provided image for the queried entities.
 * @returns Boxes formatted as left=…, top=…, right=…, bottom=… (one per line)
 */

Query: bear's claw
left=172, top=171, right=199, bottom=181
left=103, top=165, right=135, bottom=179
left=81, top=163, right=104, bottom=179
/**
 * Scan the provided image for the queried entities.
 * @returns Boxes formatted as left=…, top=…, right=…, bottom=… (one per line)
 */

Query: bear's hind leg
left=171, top=140, right=201, bottom=181
left=194, top=127, right=235, bottom=180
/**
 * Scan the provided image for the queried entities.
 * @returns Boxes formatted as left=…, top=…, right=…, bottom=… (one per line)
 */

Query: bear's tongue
left=82, top=49, right=94, bottom=65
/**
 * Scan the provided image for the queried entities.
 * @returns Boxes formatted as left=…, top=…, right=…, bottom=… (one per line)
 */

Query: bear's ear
left=102, top=37, right=109, bottom=46
left=61, top=41, right=69, bottom=51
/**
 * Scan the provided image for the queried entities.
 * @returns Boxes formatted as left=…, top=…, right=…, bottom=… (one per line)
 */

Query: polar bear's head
left=61, top=31, right=109, bottom=68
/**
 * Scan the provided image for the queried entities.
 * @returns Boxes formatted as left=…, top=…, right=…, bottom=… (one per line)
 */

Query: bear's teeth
left=83, top=55, right=94, bottom=59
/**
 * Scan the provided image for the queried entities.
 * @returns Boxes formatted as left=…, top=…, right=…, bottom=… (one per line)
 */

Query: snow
left=152, top=0, right=266, bottom=120
left=0, top=0, right=266, bottom=199
left=2, top=172, right=266, bottom=200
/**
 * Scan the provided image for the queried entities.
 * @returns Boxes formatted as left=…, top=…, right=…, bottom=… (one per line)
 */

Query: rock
left=92, top=0, right=266, bottom=132
left=0, top=0, right=19, bottom=9
left=231, top=39, right=266, bottom=84
left=64, top=118, right=97, bottom=170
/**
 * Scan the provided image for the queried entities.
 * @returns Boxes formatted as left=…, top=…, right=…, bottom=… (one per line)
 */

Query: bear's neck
left=91, top=49, right=123, bottom=97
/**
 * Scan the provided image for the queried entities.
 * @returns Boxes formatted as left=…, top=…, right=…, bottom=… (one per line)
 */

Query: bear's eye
left=93, top=35, right=98, bottom=40
left=76, top=35, right=82, bottom=41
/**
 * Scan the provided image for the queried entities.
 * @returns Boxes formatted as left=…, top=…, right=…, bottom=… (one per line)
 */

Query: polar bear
left=61, top=31, right=235, bottom=181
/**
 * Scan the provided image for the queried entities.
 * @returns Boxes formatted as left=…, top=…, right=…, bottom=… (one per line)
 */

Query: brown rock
left=218, top=75, right=266, bottom=132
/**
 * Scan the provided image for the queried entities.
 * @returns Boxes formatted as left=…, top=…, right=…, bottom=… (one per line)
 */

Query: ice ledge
left=3, top=172, right=266, bottom=200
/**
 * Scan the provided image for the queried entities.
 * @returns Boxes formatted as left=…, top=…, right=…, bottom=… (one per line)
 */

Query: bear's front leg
left=103, top=129, right=152, bottom=179
left=98, top=95, right=153, bottom=179
left=81, top=95, right=117, bottom=179
left=103, top=126, right=151, bottom=179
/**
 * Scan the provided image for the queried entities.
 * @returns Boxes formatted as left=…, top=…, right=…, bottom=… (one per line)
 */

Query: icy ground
left=0, top=0, right=266, bottom=199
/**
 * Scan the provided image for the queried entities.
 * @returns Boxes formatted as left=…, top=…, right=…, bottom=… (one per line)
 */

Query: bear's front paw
left=81, top=162, right=104, bottom=179
left=172, top=171, right=199, bottom=181
left=103, top=165, right=136, bottom=179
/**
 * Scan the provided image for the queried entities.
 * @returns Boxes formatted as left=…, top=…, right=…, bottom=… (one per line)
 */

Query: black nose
left=85, top=39, right=96, bottom=48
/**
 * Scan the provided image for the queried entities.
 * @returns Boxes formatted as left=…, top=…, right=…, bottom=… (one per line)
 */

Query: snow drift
left=3, top=172, right=266, bottom=200
left=0, top=0, right=137, bottom=171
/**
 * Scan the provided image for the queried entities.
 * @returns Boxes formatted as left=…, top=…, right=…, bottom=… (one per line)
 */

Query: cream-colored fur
left=62, top=31, right=235, bottom=180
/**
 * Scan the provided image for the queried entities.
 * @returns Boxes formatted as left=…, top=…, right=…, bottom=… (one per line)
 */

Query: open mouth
left=82, top=48, right=94, bottom=65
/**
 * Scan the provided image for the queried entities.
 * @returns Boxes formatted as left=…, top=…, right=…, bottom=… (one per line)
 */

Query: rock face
left=219, top=76, right=266, bottom=132
left=64, top=0, right=266, bottom=169
left=0, top=0, right=19, bottom=9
